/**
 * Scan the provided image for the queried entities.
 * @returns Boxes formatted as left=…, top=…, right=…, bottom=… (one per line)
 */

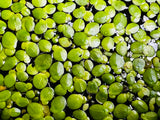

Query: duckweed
left=2, top=32, right=18, bottom=49
left=27, top=103, right=44, bottom=119
left=67, top=94, right=83, bottom=110
left=89, top=104, right=109, bottom=120
left=0, top=0, right=160, bottom=120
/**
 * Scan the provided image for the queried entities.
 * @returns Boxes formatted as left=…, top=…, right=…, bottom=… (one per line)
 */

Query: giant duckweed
left=0, top=0, right=160, bottom=120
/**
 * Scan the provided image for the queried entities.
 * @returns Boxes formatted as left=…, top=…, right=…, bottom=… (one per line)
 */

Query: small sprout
left=138, top=87, right=150, bottom=99
left=88, top=36, right=100, bottom=48
left=116, top=41, right=128, bottom=56
left=0, top=102, right=6, bottom=109
left=133, top=29, right=147, bottom=42
left=130, top=41, right=145, bottom=54
left=57, top=3, right=64, bottom=12
left=11, top=92, right=22, bottom=102
left=84, top=60, right=94, bottom=72
left=26, top=64, right=38, bottom=75
left=4, top=48, right=16, bottom=56
left=150, top=29, right=160, bottom=39
left=64, top=61, right=72, bottom=71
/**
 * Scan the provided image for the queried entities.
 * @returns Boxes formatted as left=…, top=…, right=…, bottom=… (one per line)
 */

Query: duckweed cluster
left=0, top=0, right=160, bottom=120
